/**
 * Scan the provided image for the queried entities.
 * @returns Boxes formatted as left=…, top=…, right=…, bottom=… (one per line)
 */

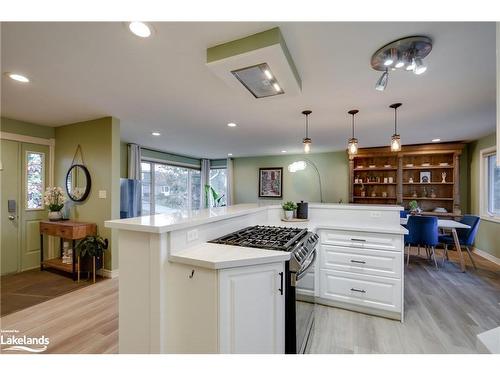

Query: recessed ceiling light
left=227, top=122, right=237, bottom=127
left=432, top=138, right=441, bottom=142
left=281, top=150, right=287, bottom=153
left=152, top=132, right=161, bottom=136
left=263, top=69, right=273, bottom=79
left=128, top=22, right=152, bottom=38
left=273, top=82, right=281, bottom=92
left=228, top=153, right=233, bottom=156
left=5, top=73, right=30, bottom=83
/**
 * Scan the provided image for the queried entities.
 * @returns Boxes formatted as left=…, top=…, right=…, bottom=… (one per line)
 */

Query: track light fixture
left=371, top=36, right=432, bottom=91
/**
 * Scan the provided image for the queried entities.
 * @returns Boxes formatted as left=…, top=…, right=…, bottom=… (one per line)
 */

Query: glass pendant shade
left=375, top=70, right=389, bottom=91
left=301, top=110, right=312, bottom=154
left=303, top=138, right=311, bottom=153
left=348, top=138, right=358, bottom=155
left=391, top=134, right=401, bottom=152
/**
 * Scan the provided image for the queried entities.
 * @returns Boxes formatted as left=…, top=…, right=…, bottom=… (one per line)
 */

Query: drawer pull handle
left=350, top=288, right=366, bottom=293
left=351, top=238, right=366, bottom=242
left=350, top=260, right=366, bottom=264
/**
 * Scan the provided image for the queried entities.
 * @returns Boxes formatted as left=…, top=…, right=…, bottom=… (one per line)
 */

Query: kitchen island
left=105, top=203, right=407, bottom=354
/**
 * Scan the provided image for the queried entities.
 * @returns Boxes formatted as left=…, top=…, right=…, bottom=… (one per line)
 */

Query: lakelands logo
left=0, top=329, right=50, bottom=353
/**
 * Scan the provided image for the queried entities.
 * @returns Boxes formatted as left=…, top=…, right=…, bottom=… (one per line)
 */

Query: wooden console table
left=40, top=220, right=97, bottom=281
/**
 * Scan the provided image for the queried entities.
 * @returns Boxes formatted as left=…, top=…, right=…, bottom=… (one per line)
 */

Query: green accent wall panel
left=1, top=117, right=55, bottom=139
left=467, top=132, right=499, bottom=259
left=233, top=151, right=349, bottom=204
left=55, top=117, right=120, bottom=270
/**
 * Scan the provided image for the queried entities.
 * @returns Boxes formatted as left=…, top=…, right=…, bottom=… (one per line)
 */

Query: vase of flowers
left=44, top=187, right=66, bottom=221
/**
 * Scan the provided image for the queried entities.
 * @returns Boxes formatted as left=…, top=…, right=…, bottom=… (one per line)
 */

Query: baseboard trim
left=473, top=247, right=500, bottom=266
left=97, top=268, right=119, bottom=278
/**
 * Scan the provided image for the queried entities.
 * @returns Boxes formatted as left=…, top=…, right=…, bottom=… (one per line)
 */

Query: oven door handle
left=296, top=250, right=316, bottom=281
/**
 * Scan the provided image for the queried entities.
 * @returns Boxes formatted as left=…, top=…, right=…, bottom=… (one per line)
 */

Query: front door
left=1, top=140, right=20, bottom=275
left=1, top=140, right=50, bottom=275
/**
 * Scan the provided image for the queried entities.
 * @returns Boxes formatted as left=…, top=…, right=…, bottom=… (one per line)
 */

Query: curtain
left=127, top=143, right=141, bottom=180
left=200, top=159, right=211, bottom=208
left=226, top=157, right=234, bottom=206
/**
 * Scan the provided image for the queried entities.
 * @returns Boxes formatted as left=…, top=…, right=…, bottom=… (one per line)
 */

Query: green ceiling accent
left=206, top=27, right=301, bottom=89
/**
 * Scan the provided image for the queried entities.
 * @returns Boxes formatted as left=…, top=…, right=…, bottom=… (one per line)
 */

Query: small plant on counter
left=282, top=201, right=297, bottom=220
left=408, top=200, right=419, bottom=213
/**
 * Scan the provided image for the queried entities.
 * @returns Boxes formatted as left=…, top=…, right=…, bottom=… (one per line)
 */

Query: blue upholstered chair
left=438, top=215, right=480, bottom=269
left=404, top=215, right=440, bottom=268
left=400, top=210, right=409, bottom=219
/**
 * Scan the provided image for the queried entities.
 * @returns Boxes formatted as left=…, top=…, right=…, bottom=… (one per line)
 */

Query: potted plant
left=408, top=200, right=419, bottom=215
left=43, top=186, right=66, bottom=221
left=282, top=201, right=297, bottom=220
left=75, top=235, right=109, bottom=275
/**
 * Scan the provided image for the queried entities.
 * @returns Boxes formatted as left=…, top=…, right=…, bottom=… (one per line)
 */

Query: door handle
left=278, top=272, right=283, bottom=295
left=8, top=215, right=15, bottom=221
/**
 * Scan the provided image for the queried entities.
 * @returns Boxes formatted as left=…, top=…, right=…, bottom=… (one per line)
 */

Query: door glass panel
left=26, top=151, right=45, bottom=209
left=209, top=168, right=227, bottom=206
left=154, top=164, right=188, bottom=213
left=141, top=162, right=152, bottom=215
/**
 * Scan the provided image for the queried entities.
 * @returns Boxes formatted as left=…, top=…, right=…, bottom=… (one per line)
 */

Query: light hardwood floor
left=0, top=278, right=118, bottom=354
left=305, top=248, right=500, bottom=354
left=0, top=249, right=498, bottom=354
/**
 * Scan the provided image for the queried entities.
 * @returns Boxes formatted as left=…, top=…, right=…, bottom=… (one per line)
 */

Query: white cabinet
left=317, top=229, right=404, bottom=321
left=166, top=261, right=285, bottom=354
left=219, top=263, right=285, bottom=353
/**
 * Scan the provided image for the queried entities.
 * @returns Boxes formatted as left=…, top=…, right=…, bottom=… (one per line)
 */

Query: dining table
left=400, top=217, right=471, bottom=272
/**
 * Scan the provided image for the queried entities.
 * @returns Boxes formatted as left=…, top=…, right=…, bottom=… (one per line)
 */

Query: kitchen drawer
left=320, top=245, right=401, bottom=278
left=320, top=229, right=402, bottom=252
left=319, top=269, right=401, bottom=313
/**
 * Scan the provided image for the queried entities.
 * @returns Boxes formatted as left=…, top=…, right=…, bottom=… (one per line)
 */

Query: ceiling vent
left=206, top=27, right=301, bottom=99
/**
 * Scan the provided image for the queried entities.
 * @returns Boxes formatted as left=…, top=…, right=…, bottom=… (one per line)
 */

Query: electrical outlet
left=98, top=190, right=107, bottom=199
left=370, top=211, right=382, bottom=218
left=187, top=229, right=198, bottom=242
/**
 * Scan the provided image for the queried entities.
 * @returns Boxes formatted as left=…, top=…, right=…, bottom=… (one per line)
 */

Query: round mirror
left=65, top=164, right=91, bottom=202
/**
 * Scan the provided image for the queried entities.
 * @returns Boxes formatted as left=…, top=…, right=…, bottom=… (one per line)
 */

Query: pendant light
left=389, top=103, right=402, bottom=152
left=375, top=69, right=389, bottom=91
left=302, top=110, right=312, bottom=153
left=347, top=109, right=359, bottom=156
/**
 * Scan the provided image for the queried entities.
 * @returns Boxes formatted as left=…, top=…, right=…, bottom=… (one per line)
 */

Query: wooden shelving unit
left=349, top=143, right=465, bottom=215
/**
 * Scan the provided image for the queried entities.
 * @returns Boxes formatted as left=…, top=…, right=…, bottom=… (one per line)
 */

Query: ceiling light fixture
left=6, top=73, right=30, bottom=83
left=128, top=22, right=152, bottom=38
left=371, top=36, right=432, bottom=90
left=389, top=103, right=402, bottom=152
left=432, top=138, right=441, bottom=142
left=347, top=109, right=359, bottom=156
left=227, top=122, right=237, bottom=127
left=375, top=69, right=389, bottom=91
left=151, top=132, right=161, bottom=136
left=228, top=153, right=233, bottom=156
left=281, top=150, right=287, bottom=153
left=301, top=110, right=312, bottom=154
left=263, top=69, right=273, bottom=79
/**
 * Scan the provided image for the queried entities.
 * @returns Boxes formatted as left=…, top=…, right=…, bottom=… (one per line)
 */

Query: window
left=209, top=168, right=227, bottom=207
left=26, top=151, right=45, bottom=209
left=141, top=161, right=201, bottom=214
left=480, top=147, right=500, bottom=221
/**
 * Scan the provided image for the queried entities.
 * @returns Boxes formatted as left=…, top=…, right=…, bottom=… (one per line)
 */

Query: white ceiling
left=1, top=22, right=496, bottom=158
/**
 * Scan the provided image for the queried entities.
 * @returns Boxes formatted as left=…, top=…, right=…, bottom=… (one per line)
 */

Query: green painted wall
left=55, top=117, right=121, bottom=270
left=233, top=151, right=349, bottom=204
left=1, top=117, right=55, bottom=139
left=120, top=142, right=128, bottom=178
left=467, top=132, right=499, bottom=259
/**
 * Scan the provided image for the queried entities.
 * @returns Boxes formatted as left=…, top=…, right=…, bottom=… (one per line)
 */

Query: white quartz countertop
left=105, top=203, right=403, bottom=234
left=269, top=221, right=409, bottom=235
left=169, top=243, right=291, bottom=270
